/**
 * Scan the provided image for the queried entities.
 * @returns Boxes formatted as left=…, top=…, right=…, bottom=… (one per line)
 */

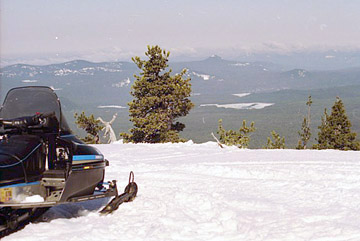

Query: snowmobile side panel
left=72, top=154, right=104, bottom=165
left=59, top=166, right=105, bottom=202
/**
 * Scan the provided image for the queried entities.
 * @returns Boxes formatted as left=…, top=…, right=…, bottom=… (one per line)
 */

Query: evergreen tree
left=265, top=130, right=285, bottom=149
left=74, top=112, right=103, bottom=144
left=296, top=95, right=312, bottom=149
left=313, top=108, right=329, bottom=149
left=217, top=119, right=256, bottom=148
left=313, top=97, right=360, bottom=150
left=121, top=45, right=194, bottom=143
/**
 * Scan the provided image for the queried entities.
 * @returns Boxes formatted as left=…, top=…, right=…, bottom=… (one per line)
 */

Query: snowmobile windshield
left=0, top=86, right=71, bottom=134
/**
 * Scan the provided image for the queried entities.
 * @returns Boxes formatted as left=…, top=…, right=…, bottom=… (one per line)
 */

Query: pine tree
left=296, top=95, right=312, bottom=149
left=217, top=119, right=256, bottom=148
left=313, top=97, right=360, bottom=150
left=313, top=108, right=330, bottom=149
left=265, top=130, right=285, bottom=149
left=121, top=45, right=194, bottom=143
left=74, top=112, right=103, bottom=144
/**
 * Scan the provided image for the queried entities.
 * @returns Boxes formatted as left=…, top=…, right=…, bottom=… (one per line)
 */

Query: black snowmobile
left=0, top=86, right=137, bottom=237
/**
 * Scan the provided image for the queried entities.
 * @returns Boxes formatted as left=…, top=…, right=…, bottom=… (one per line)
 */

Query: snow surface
left=192, top=72, right=213, bottom=80
left=233, top=93, right=251, bottom=98
left=23, top=195, right=44, bottom=203
left=13, top=195, right=45, bottom=203
left=97, top=105, right=126, bottom=109
left=112, top=78, right=131, bottom=88
left=49, top=86, right=63, bottom=91
left=200, top=103, right=274, bottom=110
left=21, top=80, right=38, bottom=83
left=53, top=67, right=122, bottom=77
left=231, top=63, right=250, bottom=67
left=5, top=142, right=360, bottom=241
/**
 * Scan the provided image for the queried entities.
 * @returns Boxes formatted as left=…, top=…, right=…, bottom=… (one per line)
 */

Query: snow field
left=5, top=142, right=360, bottom=241
left=200, top=103, right=274, bottom=110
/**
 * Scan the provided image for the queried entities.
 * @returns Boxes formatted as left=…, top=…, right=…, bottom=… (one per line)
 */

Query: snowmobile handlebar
left=0, top=112, right=56, bottom=131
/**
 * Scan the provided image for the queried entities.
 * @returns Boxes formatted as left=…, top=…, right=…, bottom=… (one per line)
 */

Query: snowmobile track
left=0, top=208, right=49, bottom=239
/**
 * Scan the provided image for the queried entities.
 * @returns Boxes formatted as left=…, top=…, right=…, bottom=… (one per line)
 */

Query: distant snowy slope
left=5, top=142, right=360, bottom=241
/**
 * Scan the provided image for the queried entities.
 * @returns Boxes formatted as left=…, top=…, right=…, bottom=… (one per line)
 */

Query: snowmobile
left=0, top=86, right=137, bottom=237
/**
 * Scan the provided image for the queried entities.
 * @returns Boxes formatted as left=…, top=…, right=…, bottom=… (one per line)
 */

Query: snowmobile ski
left=100, top=171, right=138, bottom=215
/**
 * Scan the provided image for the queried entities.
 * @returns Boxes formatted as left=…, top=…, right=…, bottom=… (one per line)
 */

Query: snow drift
left=4, top=142, right=360, bottom=241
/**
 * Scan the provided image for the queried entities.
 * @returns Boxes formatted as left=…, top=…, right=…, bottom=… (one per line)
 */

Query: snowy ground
left=200, top=103, right=274, bottom=110
left=5, top=142, right=360, bottom=241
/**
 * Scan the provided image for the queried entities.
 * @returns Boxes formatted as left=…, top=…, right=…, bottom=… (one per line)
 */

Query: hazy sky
left=1, top=0, right=360, bottom=64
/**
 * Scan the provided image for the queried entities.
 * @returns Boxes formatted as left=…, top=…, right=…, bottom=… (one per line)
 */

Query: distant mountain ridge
left=1, top=56, right=360, bottom=147
left=2, top=56, right=360, bottom=106
left=235, top=49, right=360, bottom=71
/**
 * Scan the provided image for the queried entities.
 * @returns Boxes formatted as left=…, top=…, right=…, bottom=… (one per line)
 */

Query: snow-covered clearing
left=233, top=93, right=251, bottom=98
left=97, top=105, right=126, bottom=109
left=21, top=80, right=38, bottom=83
left=192, top=72, right=213, bottom=80
left=5, top=142, right=360, bottom=241
left=112, top=78, right=131, bottom=88
left=231, top=63, right=250, bottom=67
left=200, top=103, right=274, bottom=109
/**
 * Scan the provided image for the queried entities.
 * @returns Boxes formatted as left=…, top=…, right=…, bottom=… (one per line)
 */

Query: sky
left=1, top=0, right=360, bottom=65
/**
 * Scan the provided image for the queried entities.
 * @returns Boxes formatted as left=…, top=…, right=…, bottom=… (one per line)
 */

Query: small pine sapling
left=217, top=119, right=256, bottom=148
left=74, top=112, right=104, bottom=144
left=265, top=130, right=285, bottom=149
left=297, top=95, right=312, bottom=149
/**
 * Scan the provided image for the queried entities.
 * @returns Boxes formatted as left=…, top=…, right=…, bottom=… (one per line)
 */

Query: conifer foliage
left=296, top=96, right=312, bottom=149
left=74, top=112, right=103, bottom=144
left=313, top=97, right=360, bottom=150
left=121, top=46, right=194, bottom=143
left=265, top=130, right=285, bottom=149
left=217, top=119, right=256, bottom=148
